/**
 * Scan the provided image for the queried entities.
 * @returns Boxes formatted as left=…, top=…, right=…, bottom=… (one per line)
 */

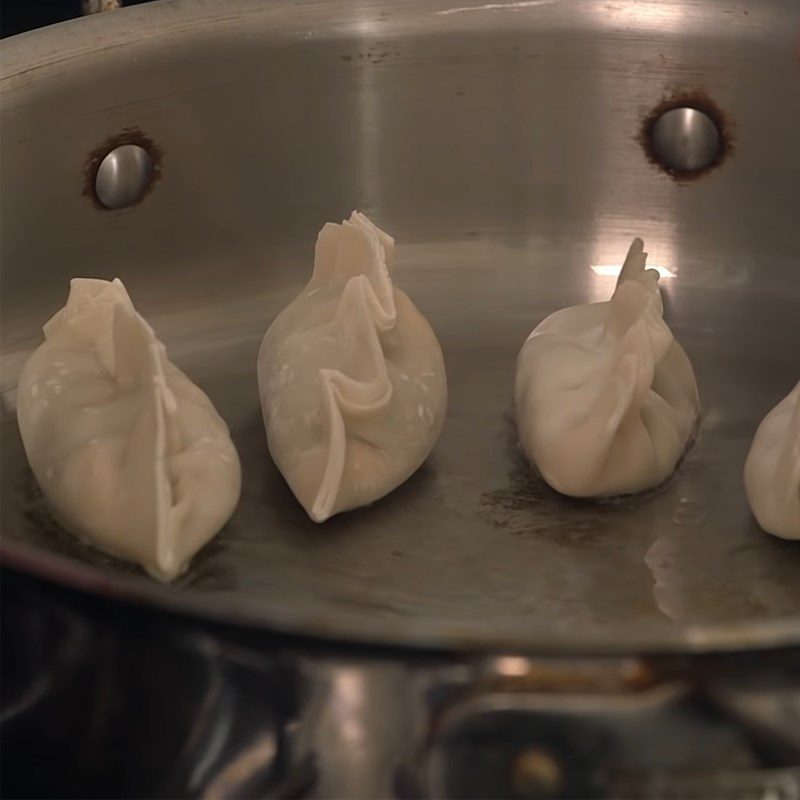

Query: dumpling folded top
left=16, top=278, right=241, bottom=581
left=258, top=212, right=447, bottom=522
left=744, top=381, right=800, bottom=540
left=514, top=238, right=700, bottom=497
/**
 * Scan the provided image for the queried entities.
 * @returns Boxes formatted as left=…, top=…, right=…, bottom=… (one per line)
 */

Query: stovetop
left=3, top=568, right=800, bottom=799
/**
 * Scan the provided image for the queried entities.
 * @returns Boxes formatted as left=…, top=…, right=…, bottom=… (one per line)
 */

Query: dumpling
left=16, top=278, right=241, bottom=581
left=744, top=381, right=800, bottom=540
left=258, top=212, right=447, bottom=522
left=514, top=238, right=699, bottom=497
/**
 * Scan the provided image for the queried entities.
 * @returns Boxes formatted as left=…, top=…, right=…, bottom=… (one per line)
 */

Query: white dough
left=16, top=279, right=241, bottom=581
left=744, top=381, right=800, bottom=540
left=258, top=212, right=447, bottom=522
left=514, top=238, right=700, bottom=497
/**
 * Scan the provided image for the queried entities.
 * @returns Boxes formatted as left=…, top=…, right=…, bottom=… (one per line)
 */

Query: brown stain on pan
left=82, top=127, right=164, bottom=209
left=479, top=413, right=698, bottom=546
left=639, top=89, right=734, bottom=182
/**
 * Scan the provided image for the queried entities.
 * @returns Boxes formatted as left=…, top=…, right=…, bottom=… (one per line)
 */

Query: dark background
left=0, top=0, right=153, bottom=38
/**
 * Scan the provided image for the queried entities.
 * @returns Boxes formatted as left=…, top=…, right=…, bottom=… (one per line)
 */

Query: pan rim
left=4, top=537, right=800, bottom=655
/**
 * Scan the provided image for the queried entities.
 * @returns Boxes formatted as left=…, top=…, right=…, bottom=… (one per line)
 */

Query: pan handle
left=403, top=656, right=800, bottom=799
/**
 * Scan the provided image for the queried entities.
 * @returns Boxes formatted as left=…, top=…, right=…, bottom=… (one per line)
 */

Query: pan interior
left=2, top=0, right=799, bottom=652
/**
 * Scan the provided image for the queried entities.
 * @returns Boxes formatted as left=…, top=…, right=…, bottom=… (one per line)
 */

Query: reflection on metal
left=415, top=666, right=800, bottom=800
left=200, top=733, right=278, bottom=800
left=306, top=663, right=416, bottom=799
left=330, top=667, right=370, bottom=747
left=1, top=573, right=312, bottom=798
left=588, top=221, right=680, bottom=304
left=493, top=656, right=532, bottom=677
left=512, top=748, right=564, bottom=798
left=94, top=144, right=153, bottom=210
left=594, top=0, right=689, bottom=33
left=650, top=107, right=722, bottom=174
left=4, top=548, right=800, bottom=798
left=437, top=1, right=558, bottom=14
left=591, top=263, right=676, bottom=279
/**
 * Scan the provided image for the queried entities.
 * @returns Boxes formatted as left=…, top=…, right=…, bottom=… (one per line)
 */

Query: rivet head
left=512, top=748, right=563, bottom=799
left=649, top=107, right=721, bottom=174
left=94, top=144, right=153, bottom=210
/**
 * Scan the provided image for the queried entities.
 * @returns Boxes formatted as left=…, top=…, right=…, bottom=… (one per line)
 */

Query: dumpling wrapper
left=744, top=381, right=800, bottom=540
left=514, top=238, right=700, bottom=497
left=258, top=212, right=447, bottom=522
left=16, top=278, right=241, bottom=581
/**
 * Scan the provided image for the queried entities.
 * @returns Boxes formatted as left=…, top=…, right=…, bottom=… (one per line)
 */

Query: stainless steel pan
left=2, top=0, right=799, bottom=655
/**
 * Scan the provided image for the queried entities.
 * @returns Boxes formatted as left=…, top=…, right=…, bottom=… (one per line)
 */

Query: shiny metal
left=3, top=573, right=800, bottom=798
left=0, top=572, right=316, bottom=799
left=94, top=144, right=153, bottom=210
left=512, top=748, right=564, bottom=798
left=650, top=107, right=721, bottom=173
left=1, top=0, right=800, bottom=657
left=401, top=654, right=800, bottom=800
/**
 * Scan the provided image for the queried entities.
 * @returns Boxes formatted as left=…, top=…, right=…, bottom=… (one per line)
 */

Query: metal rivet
left=94, top=144, right=153, bottom=210
left=649, top=107, right=721, bottom=174
left=512, top=748, right=563, bottom=799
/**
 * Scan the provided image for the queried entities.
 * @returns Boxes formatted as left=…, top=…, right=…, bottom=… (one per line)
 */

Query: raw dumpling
left=258, top=212, right=447, bottom=522
left=744, top=381, right=800, bottom=540
left=514, top=238, right=699, bottom=497
left=16, top=278, right=241, bottom=581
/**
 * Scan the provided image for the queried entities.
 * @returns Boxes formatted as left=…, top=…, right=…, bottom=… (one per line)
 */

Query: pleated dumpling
left=16, top=278, right=241, bottom=581
left=514, top=238, right=699, bottom=497
left=744, top=381, right=800, bottom=540
left=258, top=212, right=447, bottom=522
